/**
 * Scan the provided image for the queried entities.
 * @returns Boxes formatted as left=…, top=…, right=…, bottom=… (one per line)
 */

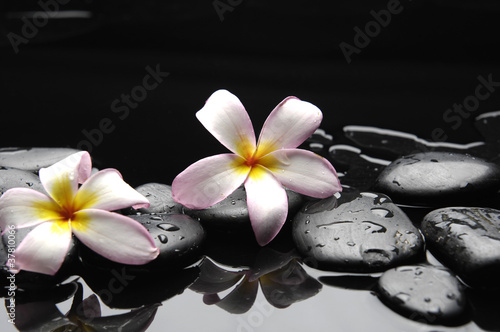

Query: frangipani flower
left=0, top=151, right=159, bottom=275
left=172, top=89, right=342, bottom=245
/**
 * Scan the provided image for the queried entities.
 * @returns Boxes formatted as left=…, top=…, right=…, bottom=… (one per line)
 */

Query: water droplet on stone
left=316, top=243, right=326, bottom=248
left=395, top=292, right=411, bottom=303
left=157, top=223, right=180, bottom=231
left=158, top=234, right=168, bottom=243
left=150, top=216, right=163, bottom=221
left=231, top=200, right=236, bottom=205
left=347, top=241, right=356, bottom=247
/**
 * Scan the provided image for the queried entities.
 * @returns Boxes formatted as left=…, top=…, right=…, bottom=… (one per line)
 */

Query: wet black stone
left=183, top=186, right=304, bottom=234
left=131, top=213, right=205, bottom=269
left=0, top=147, right=81, bottom=171
left=421, top=207, right=500, bottom=289
left=377, top=265, right=467, bottom=325
left=0, top=167, right=45, bottom=195
left=134, top=183, right=183, bottom=214
left=292, top=191, right=424, bottom=272
left=374, top=152, right=500, bottom=206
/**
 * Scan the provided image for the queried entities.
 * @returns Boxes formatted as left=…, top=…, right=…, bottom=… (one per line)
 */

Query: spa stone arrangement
left=0, top=99, right=500, bottom=331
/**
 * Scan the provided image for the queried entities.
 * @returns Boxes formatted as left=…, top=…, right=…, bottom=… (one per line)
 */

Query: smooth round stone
left=293, top=191, right=424, bottom=272
left=421, top=207, right=500, bottom=289
left=0, top=147, right=82, bottom=171
left=183, top=186, right=304, bottom=233
left=374, top=152, right=500, bottom=205
left=0, top=167, right=45, bottom=195
left=377, top=265, right=467, bottom=324
left=134, top=183, right=183, bottom=214
left=130, top=213, right=205, bottom=269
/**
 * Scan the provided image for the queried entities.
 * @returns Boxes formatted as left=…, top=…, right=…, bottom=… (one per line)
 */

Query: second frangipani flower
left=0, top=151, right=159, bottom=275
left=172, top=89, right=342, bottom=245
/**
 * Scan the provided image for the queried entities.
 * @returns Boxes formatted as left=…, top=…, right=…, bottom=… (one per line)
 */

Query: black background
left=1, top=0, right=499, bottom=186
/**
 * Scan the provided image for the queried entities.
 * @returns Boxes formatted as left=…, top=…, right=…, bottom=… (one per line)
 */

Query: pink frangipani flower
left=172, top=89, right=342, bottom=245
left=0, top=151, right=159, bottom=275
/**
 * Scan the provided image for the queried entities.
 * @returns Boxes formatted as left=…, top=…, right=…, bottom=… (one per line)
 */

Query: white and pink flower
left=0, top=151, right=159, bottom=275
left=172, top=89, right=342, bottom=245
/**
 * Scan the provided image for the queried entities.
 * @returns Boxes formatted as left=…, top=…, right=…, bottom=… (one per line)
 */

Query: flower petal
left=39, top=151, right=92, bottom=208
left=10, top=221, right=72, bottom=275
left=244, top=165, right=288, bottom=246
left=172, top=154, right=251, bottom=209
left=196, top=89, right=256, bottom=159
left=71, top=209, right=159, bottom=265
left=74, top=169, right=149, bottom=211
left=260, top=149, right=342, bottom=198
left=255, top=97, right=322, bottom=157
left=0, top=188, right=63, bottom=231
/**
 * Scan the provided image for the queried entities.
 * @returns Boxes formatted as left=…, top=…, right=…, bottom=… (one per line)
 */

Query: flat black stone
left=292, top=191, right=424, bottom=272
left=421, top=207, right=500, bottom=289
left=373, top=152, right=500, bottom=206
left=0, top=147, right=81, bottom=171
left=377, top=265, right=468, bottom=325
left=134, top=183, right=183, bottom=214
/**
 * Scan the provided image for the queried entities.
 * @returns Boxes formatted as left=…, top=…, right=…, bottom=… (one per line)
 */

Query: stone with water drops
left=292, top=190, right=424, bottom=272
left=421, top=207, right=500, bottom=289
left=129, top=213, right=205, bottom=269
left=183, top=185, right=304, bottom=234
left=377, top=265, right=467, bottom=324
left=0, top=167, right=45, bottom=195
left=134, top=183, right=183, bottom=214
left=374, top=152, right=500, bottom=206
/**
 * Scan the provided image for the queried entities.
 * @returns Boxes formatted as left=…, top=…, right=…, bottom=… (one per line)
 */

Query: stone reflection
left=189, top=247, right=322, bottom=313
left=7, top=280, right=159, bottom=332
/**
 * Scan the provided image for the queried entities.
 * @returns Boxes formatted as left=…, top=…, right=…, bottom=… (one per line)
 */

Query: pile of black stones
left=1, top=111, right=500, bottom=330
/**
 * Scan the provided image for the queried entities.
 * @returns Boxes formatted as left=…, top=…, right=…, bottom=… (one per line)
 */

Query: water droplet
left=158, top=234, right=168, bottom=243
left=305, top=219, right=310, bottom=224
left=150, top=216, right=163, bottom=221
left=395, top=293, right=411, bottom=303
left=304, top=230, right=310, bottom=234
left=347, top=241, right=356, bottom=247
left=316, top=243, right=326, bottom=248
left=157, top=223, right=180, bottom=231
left=334, top=237, right=340, bottom=241
left=424, top=297, right=431, bottom=303
left=231, top=200, right=236, bottom=205
left=25, top=182, right=33, bottom=187
left=179, top=236, right=185, bottom=240
left=446, top=293, right=456, bottom=300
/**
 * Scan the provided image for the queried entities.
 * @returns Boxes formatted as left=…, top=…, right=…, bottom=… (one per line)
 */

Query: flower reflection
left=189, top=248, right=322, bottom=313
left=11, top=279, right=159, bottom=332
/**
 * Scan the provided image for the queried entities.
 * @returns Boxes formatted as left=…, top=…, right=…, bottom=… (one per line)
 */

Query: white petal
left=10, top=221, right=72, bottom=275
left=255, top=97, right=322, bottom=157
left=172, top=154, right=251, bottom=209
left=74, top=169, right=149, bottom=211
left=260, top=149, right=342, bottom=198
left=196, top=89, right=256, bottom=159
left=71, top=209, right=159, bottom=265
left=244, top=166, right=288, bottom=246
left=39, top=151, right=92, bottom=208
left=0, top=188, right=63, bottom=231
